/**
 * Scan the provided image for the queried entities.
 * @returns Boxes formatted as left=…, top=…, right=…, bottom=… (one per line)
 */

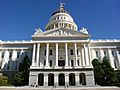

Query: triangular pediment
left=32, top=28, right=90, bottom=38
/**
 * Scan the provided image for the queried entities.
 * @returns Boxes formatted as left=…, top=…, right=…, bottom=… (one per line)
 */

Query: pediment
left=32, top=28, right=90, bottom=38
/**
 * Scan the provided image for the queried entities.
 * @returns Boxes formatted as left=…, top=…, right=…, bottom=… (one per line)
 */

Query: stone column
left=116, top=50, right=120, bottom=67
left=65, top=43, right=68, bottom=66
left=65, top=73, right=69, bottom=87
left=54, top=73, right=58, bottom=86
left=100, top=49, right=104, bottom=60
left=11, top=50, right=17, bottom=70
left=84, top=43, right=89, bottom=66
left=75, top=73, right=80, bottom=86
left=12, top=50, right=17, bottom=61
left=74, top=43, right=78, bottom=66
left=55, top=43, right=58, bottom=67
left=91, top=49, right=96, bottom=60
left=32, top=43, right=36, bottom=66
left=108, top=49, right=115, bottom=68
left=44, top=73, right=48, bottom=86
left=81, top=48, right=85, bottom=66
left=1, top=50, right=9, bottom=70
left=45, top=43, right=49, bottom=67
left=36, top=43, right=40, bottom=66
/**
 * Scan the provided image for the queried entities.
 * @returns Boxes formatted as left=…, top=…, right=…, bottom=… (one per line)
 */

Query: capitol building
left=0, top=3, right=120, bottom=87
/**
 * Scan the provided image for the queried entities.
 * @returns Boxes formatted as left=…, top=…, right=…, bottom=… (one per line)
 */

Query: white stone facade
left=0, top=3, right=120, bottom=87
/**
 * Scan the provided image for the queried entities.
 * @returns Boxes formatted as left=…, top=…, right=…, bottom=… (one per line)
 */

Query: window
left=96, top=51, right=99, bottom=57
left=112, top=50, right=115, bottom=57
left=71, top=60, right=74, bottom=66
left=49, top=50, right=52, bottom=55
left=50, top=60, right=52, bottom=67
left=1, top=52, right=4, bottom=58
left=77, top=60, right=79, bottom=66
left=104, top=51, right=107, bottom=56
left=15, top=61, right=18, bottom=70
left=17, top=52, right=20, bottom=58
left=7, top=66, right=9, bottom=70
left=70, top=49, right=74, bottom=55
left=9, top=52, right=12, bottom=59
left=44, top=60, right=46, bottom=66
left=44, top=50, right=46, bottom=56
left=77, top=49, right=79, bottom=55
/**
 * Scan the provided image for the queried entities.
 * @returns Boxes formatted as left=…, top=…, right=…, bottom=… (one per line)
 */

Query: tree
left=102, top=57, right=117, bottom=85
left=92, top=57, right=117, bottom=86
left=92, top=59, right=104, bottom=85
left=14, top=55, right=31, bottom=86
left=0, top=75, right=12, bottom=86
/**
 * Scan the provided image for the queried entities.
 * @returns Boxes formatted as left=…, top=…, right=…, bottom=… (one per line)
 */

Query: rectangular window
left=44, top=60, right=46, bottom=66
left=77, top=49, right=78, bottom=55
left=50, top=60, right=52, bottom=67
left=49, top=50, right=52, bottom=55
left=77, top=60, right=79, bottom=66
left=9, top=52, right=12, bottom=59
left=71, top=60, right=74, bottom=66
left=104, top=51, right=107, bottom=56
left=44, top=50, right=46, bottom=56
left=96, top=51, right=99, bottom=57
left=17, top=52, right=20, bottom=58
left=70, top=49, right=74, bottom=55
left=1, top=52, right=4, bottom=58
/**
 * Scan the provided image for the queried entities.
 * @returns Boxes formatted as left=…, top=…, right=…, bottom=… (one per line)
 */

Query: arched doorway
left=38, top=74, right=44, bottom=86
left=48, top=73, right=54, bottom=86
left=69, top=73, right=75, bottom=86
left=59, top=73, right=65, bottom=86
left=80, top=73, right=86, bottom=85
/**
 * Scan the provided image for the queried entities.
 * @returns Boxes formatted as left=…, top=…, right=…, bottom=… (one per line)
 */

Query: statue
left=34, top=28, right=42, bottom=35
left=80, top=27, right=88, bottom=34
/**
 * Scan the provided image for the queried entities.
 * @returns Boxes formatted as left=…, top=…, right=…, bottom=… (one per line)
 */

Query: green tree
left=14, top=55, right=31, bottom=86
left=102, top=57, right=117, bottom=85
left=92, top=57, right=117, bottom=86
left=92, top=59, right=104, bottom=85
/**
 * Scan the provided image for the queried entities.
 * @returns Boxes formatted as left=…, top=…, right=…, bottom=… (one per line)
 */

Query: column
left=65, top=73, right=69, bottom=87
left=45, top=43, right=49, bottom=67
left=32, top=43, right=36, bottom=66
left=81, top=48, right=85, bottom=66
left=1, top=50, right=9, bottom=70
left=100, top=49, right=104, bottom=60
left=54, top=73, right=58, bottom=86
left=116, top=50, right=120, bottom=67
left=55, top=43, right=58, bottom=67
left=12, top=50, right=17, bottom=61
left=65, top=43, right=68, bottom=66
left=44, top=73, right=48, bottom=86
left=36, top=43, right=40, bottom=66
left=75, top=73, right=80, bottom=86
left=11, top=50, right=17, bottom=70
left=84, top=43, right=89, bottom=66
left=108, top=49, right=115, bottom=68
left=74, top=43, right=78, bottom=66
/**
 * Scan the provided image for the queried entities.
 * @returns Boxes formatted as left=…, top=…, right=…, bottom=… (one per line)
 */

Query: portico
left=30, top=42, right=91, bottom=68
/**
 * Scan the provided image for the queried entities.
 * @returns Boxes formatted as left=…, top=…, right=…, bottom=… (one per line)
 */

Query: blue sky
left=0, top=0, right=120, bottom=41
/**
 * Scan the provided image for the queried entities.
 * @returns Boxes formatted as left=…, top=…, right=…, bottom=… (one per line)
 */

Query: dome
left=45, top=2, right=78, bottom=31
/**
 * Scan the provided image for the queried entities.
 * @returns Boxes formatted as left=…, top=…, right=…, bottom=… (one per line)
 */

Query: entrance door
left=59, top=73, right=65, bottom=86
left=48, top=73, right=54, bottom=86
left=38, top=74, right=44, bottom=86
left=58, top=60, right=65, bottom=66
left=69, top=73, right=75, bottom=86
left=80, top=73, right=86, bottom=85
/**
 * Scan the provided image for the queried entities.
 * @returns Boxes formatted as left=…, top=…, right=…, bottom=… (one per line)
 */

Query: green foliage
left=0, top=75, right=12, bottom=86
left=14, top=55, right=31, bottom=86
left=92, top=57, right=117, bottom=86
